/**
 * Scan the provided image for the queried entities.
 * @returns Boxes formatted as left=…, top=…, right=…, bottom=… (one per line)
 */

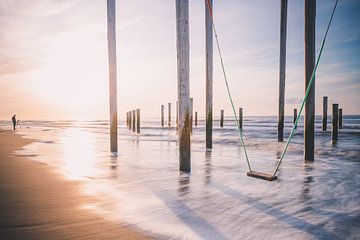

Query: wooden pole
left=332, top=104, right=339, bottom=144
left=339, top=108, right=343, bottom=129
left=304, top=0, right=316, bottom=161
left=322, top=96, right=328, bottom=131
left=126, top=112, right=128, bottom=127
left=168, top=103, right=172, bottom=127
left=195, top=111, right=198, bottom=127
left=132, top=110, right=136, bottom=132
left=136, top=109, right=140, bottom=133
left=294, top=108, right=297, bottom=129
left=190, top=98, right=193, bottom=133
left=161, top=104, right=164, bottom=127
left=176, top=100, right=179, bottom=130
left=176, top=0, right=190, bottom=172
left=239, top=107, right=243, bottom=129
left=220, top=110, right=224, bottom=127
left=128, top=111, right=132, bottom=130
left=107, top=0, right=117, bottom=152
left=278, top=0, right=288, bottom=142
left=205, top=0, right=213, bottom=149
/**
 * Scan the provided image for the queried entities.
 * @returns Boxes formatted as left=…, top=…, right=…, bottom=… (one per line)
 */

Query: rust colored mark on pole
left=322, top=96, right=328, bottom=131
left=176, top=0, right=190, bottom=172
left=168, top=103, right=172, bottom=127
left=136, top=109, right=140, bottom=133
left=332, top=104, right=339, bottom=144
left=107, top=0, right=117, bottom=152
left=278, top=0, right=288, bottom=142
left=304, top=0, right=316, bottom=161
left=220, top=110, right=224, bottom=128
left=205, top=0, right=213, bottom=149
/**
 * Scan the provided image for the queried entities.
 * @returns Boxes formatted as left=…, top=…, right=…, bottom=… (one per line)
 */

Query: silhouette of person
left=12, top=114, right=16, bottom=130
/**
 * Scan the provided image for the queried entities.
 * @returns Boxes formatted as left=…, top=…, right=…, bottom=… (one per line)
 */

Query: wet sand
left=0, top=129, right=149, bottom=240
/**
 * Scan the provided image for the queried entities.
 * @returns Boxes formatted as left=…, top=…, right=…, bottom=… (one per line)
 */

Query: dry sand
left=0, top=129, right=150, bottom=240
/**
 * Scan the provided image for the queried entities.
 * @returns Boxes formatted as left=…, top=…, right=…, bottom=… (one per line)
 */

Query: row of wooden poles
left=126, top=110, right=140, bottom=133
left=107, top=0, right=334, bottom=172
left=160, top=102, right=243, bottom=129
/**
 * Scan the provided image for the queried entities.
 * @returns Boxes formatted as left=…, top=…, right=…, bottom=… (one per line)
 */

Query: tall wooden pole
left=294, top=108, right=297, bottom=129
left=220, top=110, right=224, bottom=128
left=239, top=107, right=243, bottom=129
left=107, top=0, right=117, bottom=153
left=332, top=103, right=339, bottom=144
left=128, top=111, right=132, bottom=130
left=132, top=110, right=136, bottom=132
left=278, top=0, right=288, bottom=142
left=190, top=98, right=193, bottom=133
left=195, top=111, right=198, bottom=127
left=176, top=100, right=179, bottom=130
left=176, top=0, right=190, bottom=172
left=168, top=103, right=172, bottom=127
left=205, top=0, right=213, bottom=149
left=322, top=96, right=328, bottom=131
left=304, top=0, right=316, bottom=161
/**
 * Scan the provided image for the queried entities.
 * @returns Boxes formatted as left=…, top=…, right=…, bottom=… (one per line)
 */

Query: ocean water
left=1, top=115, right=360, bottom=239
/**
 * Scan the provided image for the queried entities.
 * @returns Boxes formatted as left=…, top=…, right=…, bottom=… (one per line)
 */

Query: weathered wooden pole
left=339, top=108, right=343, bottom=129
left=304, top=0, right=316, bottom=161
left=195, top=111, right=198, bottom=127
left=128, top=111, right=132, bottom=130
left=277, top=0, right=288, bottom=142
left=294, top=108, right=297, bottom=129
left=332, top=103, right=339, bottom=144
left=322, top=96, right=328, bottom=131
left=132, top=110, right=136, bottom=132
left=161, top=104, right=164, bottom=127
left=220, top=110, right=224, bottom=127
left=136, top=109, right=140, bottom=133
left=168, top=103, right=172, bottom=127
left=126, top=112, right=128, bottom=127
left=107, top=0, right=117, bottom=152
left=239, top=107, right=243, bottom=129
left=190, top=98, right=193, bottom=133
left=205, top=0, right=213, bottom=149
left=176, top=0, right=190, bottom=172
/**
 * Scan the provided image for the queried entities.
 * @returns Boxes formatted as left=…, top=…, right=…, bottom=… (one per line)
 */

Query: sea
left=1, top=115, right=359, bottom=240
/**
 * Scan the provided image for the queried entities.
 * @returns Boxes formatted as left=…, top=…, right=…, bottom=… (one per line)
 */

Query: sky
left=0, top=0, right=359, bottom=120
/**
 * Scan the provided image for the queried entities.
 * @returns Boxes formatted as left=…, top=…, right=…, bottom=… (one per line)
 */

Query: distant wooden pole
left=332, top=104, right=339, bottom=144
left=136, top=109, right=140, bottom=133
left=126, top=112, right=128, bottom=127
left=278, top=0, right=288, bottom=142
left=132, top=110, right=136, bottom=132
left=168, top=103, right=171, bottom=127
left=176, top=0, right=190, bottom=172
left=339, top=108, right=343, bottom=129
left=220, top=110, right=224, bottom=127
left=205, top=0, right=213, bottom=149
left=190, top=98, right=193, bottom=133
left=239, top=107, right=243, bottom=129
left=107, top=0, right=117, bottom=152
left=195, top=111, right=198, bottom=127
left=161, top=104, right=164, bottom=127
left=304, top=0, right=316, bottom=161
left=128, top=111, right=132, bottom=130
left=176, top=100, right=179, bottom=130
left=294, top=108, right=297, bottom=129
left=322, top=96, right=328, bottom=131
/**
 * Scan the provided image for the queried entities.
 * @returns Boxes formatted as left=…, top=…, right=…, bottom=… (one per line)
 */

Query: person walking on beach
left=12, top=114, right=16, bottom=130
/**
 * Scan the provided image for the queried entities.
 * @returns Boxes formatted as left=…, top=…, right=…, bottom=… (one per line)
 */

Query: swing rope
left=205, top=0, right=339, bottom=177
left=205, top=0, right=252, bottom=172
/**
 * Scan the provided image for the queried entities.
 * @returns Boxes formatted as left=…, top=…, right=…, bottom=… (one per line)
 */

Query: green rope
left=206, top=0, right=252, bottom=172
left=272, top=0, right=339, bottom=177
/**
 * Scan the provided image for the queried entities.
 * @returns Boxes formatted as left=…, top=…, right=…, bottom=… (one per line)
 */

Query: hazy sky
left=0, top=0, right=359, bottom=120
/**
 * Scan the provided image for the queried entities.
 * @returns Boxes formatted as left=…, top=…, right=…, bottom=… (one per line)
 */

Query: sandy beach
left=0, top=129, right=149, bottom=240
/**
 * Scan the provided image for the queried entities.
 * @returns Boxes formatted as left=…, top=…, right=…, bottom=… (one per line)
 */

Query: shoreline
left=0, top=129, right=150, bottom=240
